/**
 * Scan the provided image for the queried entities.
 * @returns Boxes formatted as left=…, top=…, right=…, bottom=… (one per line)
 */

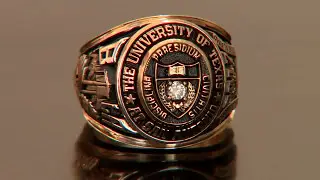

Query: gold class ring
left=74, top=15, right=238, bottom=149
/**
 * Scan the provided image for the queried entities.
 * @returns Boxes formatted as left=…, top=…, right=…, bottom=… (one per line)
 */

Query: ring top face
left=117, top=19, right=225, bottom=143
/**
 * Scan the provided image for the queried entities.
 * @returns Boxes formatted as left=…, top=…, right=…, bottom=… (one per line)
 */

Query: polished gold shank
left=80, top=15, right=232, bottom=54
left=86, top=110, right=235, bottom=149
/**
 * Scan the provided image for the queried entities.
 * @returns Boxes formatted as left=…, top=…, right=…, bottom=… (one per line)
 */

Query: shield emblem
left=155, top=62, right=201, bottom=118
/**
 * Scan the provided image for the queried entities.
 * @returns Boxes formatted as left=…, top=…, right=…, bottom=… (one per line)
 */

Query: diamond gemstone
left=167, top=81, right=187, bottom=100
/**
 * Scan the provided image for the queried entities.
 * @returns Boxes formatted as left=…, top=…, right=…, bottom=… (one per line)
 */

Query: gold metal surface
left=75, top=15, right=238, bottom=149
left=80, top=15, right=232, bottom=54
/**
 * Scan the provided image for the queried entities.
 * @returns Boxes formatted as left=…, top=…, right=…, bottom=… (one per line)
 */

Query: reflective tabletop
left=74, top=125, right=236, bottom=180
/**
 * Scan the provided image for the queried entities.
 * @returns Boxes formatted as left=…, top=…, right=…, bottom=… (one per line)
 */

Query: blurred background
left=0, top=0, right=319, bottom=179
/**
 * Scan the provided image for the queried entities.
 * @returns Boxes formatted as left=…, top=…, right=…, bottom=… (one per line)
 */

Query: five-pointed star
left=124, top=94, right=136, bottom=104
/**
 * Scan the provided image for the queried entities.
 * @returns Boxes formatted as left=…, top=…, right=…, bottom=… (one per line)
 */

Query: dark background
left=0, top=1, right=319, bottom=179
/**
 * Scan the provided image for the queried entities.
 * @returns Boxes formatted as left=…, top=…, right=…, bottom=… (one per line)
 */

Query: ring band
left=74, top=15, right=238, bottom=149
